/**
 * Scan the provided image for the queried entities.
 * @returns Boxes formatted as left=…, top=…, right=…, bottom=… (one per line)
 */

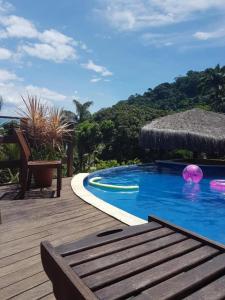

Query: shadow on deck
left=0, top=178, right=124, bottom=299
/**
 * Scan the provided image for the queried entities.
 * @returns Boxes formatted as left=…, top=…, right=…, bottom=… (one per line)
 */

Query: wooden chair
left=14, top=129, right=62, bottom=198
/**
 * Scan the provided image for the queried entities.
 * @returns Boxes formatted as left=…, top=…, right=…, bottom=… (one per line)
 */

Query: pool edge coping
left=71, top=173, right=147, bottom=226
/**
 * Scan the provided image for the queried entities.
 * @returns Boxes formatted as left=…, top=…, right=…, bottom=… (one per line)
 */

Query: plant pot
left=33, top=167, right=53, bottom=188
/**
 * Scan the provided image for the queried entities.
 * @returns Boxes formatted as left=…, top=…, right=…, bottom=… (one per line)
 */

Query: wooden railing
left=0, top=116, right=74, bottom=182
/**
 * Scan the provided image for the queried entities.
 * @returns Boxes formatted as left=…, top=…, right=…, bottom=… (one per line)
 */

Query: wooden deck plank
left=0, top=218, right=120, bottom=271
left=9, top=281, right=53, bottom=300
left=66, top=227, right=172, bottom=266
left=0, top=222, right=123, bottom=294
left=0, top=205, right=94, bottom=243
left=0, top=219, right=120, bottom=278
left=40, top=293, right=55, bottom=300
left=1, top=271, right=49, bottom=300
left=0, top=214, right=116, bottom=261
left=56, top=221, right=162, bottom=255
left=185, top=275, right=225, bottom=300
left=83, top=239, right=201, bottom=289
left=0, top=178, right=125, bottom=299
left=1, top=202, right=84, bottom=224
left=72, top=233, right=186, bottom=276
left=0, top=262, right=42, bottom=289
left=0, top=207, right=99, bottom=245
left=95, top=246, right=219, bottom=300
left=136, top=253, right=225, bottom=300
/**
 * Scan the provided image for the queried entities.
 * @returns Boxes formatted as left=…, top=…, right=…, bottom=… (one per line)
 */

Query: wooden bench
left=41, top=215, right=225, bottom=300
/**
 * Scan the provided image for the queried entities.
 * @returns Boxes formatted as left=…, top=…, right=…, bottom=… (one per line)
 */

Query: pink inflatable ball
left=182, top=164, right=203, bottom=184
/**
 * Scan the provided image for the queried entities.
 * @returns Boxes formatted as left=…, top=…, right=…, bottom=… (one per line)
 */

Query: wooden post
left=67, top=142, right=73, bottom=177
left=66, top=123, right=74, bottom=177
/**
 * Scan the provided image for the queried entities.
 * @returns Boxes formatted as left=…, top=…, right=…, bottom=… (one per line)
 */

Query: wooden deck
left=0, top=178, right=125, bottom=299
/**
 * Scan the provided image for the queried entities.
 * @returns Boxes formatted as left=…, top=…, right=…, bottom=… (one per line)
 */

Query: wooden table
left=41, top=215, right=225, bottom=300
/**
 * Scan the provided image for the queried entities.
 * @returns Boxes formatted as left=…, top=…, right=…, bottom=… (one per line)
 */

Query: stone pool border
left=71, top=173, right=147, bottom=226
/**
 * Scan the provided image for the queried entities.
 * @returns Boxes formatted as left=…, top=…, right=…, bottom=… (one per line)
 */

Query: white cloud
left=0, top=9, right=79, bottom=62
left=0, top=15, right=39, bottom=38
left=194, top=28, right=225, bottom=40
left=40, top=29, right=74, bottom=46
left=0, top=67, right=67, bottom=106
left=82, top=60, right=113, bottom=77
left=90, top=77, right=102, bottom=83
left=0, top=81, right=67, bottom=106
left=0, top=82, right=23, bottom=104
left=0, top=68, right=19, bottom=81
left=25, top=85, right=66, bottom=102
left=0, top=47, right=11, bottom=59
left=98, top=0, right=225, bottom=31
left=141, top=32, right=176, bottom=47
left=21, top=42, right=76, bottom=63
left=0, top=0, right=13, bottom=14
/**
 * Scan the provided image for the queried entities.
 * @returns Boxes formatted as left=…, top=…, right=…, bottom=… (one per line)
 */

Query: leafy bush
left=89, top=158, right=141, bottom=172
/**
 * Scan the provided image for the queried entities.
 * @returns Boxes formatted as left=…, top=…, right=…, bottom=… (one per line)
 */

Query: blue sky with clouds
left=0, top=0, right=225, bottom=115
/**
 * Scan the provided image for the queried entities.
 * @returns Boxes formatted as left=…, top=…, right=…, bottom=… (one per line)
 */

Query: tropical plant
left=73, top=99, right=93, bottom=123
left=19, top=95, right=72, bottom=160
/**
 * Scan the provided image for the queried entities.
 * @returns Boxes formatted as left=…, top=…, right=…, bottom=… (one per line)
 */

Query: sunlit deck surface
left=0, top=178, right=125, bottom=300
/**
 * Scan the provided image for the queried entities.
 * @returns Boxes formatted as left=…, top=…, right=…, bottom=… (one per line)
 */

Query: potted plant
left=20, top=95, right=72, bottom=188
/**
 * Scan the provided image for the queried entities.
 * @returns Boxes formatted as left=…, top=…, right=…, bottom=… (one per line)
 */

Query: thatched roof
left=140, top=108, right=225, bottom=154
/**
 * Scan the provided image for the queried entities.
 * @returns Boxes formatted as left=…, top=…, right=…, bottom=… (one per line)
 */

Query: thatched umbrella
left=140, top=108, right=225, bottom=154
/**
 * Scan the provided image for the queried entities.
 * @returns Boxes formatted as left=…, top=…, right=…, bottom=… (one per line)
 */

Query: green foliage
left=90, top=160, right=120, bottom=171
left=94, top=104, right=165, bottom=162
left=199, top=64, right=225, bottom=112
left=0, top=143, right=20, bottom=184
left=75, top=120, right=102, bottom=171
left=89, top=158, right=141, bottom=172
left=119, top=65, right=225, bottom=112
left=32, top=146, right=66, bottom=161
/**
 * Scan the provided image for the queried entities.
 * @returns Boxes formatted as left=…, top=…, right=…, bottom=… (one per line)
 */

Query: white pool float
left=88, top=176, right=139, bottom=191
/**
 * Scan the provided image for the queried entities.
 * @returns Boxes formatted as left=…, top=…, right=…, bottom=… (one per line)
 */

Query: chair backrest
left=14, top=129, right=31, bottom=162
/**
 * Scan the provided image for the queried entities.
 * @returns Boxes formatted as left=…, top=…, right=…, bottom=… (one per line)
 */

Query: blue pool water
left=84, top=164, right=225, bottom=244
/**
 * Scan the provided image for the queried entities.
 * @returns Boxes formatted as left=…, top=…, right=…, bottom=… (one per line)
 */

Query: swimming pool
left=84, top=164, right=225, bottom=244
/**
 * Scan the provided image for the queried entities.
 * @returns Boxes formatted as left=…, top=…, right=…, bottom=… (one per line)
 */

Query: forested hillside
left=72, top=64, right=225, bottom=171
left=117, top=64, right=225, bottom=112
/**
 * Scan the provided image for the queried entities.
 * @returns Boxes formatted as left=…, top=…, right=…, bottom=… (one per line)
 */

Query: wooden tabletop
left=41, top=215, right=225, bottom=300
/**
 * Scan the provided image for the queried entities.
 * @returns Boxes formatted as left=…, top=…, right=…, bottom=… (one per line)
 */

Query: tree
left=76, top=121, right=102, bottom=170
left=200, top=65, right=225, bottom=112
left=61, top=110, right=77, bottom=124
left=73, top=99, right=93, bottom=123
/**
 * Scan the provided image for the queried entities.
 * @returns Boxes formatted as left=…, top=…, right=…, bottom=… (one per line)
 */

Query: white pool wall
left=71, top=173, right=147, bottom=226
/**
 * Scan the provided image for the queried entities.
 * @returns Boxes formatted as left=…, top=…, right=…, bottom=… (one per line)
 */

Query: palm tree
left=73, top=99, right=93, bottom=123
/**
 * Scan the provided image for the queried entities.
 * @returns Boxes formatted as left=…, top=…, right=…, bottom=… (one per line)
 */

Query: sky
left=0, top=0, right=225, bottom=115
